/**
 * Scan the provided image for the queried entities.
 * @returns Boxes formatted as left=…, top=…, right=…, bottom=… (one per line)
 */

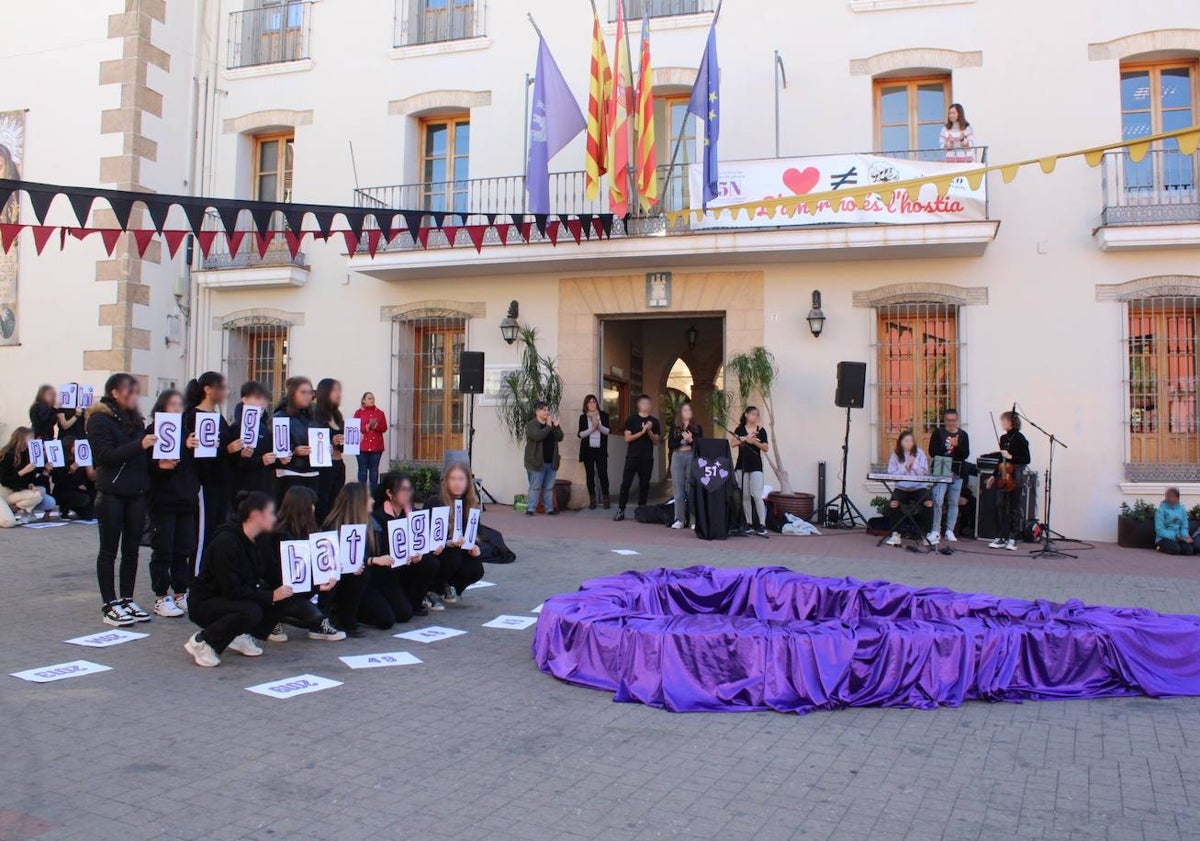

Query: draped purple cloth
left=531, top=566, right=1200, bottom=714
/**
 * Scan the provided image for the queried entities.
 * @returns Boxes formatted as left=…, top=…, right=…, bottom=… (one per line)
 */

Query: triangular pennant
left=592, top=218, right=606, bottom=239
left=509, top=213, right=526, bottom=229
left=216, top=204, right=241, bottom=236
left=416, top=226, right=432, bottom=248
left=284, top=230, right=303, bottom=259
left=31, top=225, right=58, bottom=255
left=180, top=201, right=208, bottom=236
left=965, top=171, right=985, bottom=191
left=132, top=228, right=156, bottom=258
left=485, top=213, right=497, bottom=226
left=312, top=210, right=336, bottom=238
left=342, top=210, right=366, bottom=240
left=465, top=225, right=487, bottom=252
left=402, top=211, right=424, bottom=242
left=365, top=229, right=383, bottom=258
left=27, top=190, right=58, bottom=225
left=578, top=214, right=593, bottom=238
left=249, top=206, right=274, bottom=235
left=565, top=218, right=583, bottom=244
left=340, top=230, right=361, bottom=255
left=1037, top=156, right=1057, bottom=174
left=0, top=223, right=21, bottom=253
left=533, top=214, right=549, bottom=237
left=255, top=230, right=275, bottom=258
left=494, top=223, right=510, bottom=245
left=1178, top=130, right=1200, bottom=157
left=144, top=198, right=172, bottom=233
left=442, top=225, right=459, bottom=246
left=518, top=222, right=533, bottom=242
left=106, top=196, right=135, bottom=231
left=195, top=229, right=218, bottom=258
left=599, top=215, right=614, bottom=237
left=225, top=229, right=248, bottom=256
left=1000, top=164, right=1020, bottom=184
left=372, top=211, right=397, bottom=240
left=1126, top=141, right=1151, bottom=164
left=283, top=208, right=307, bottom=236
left=546, top=221, right=560, bottom=245
left=0, top=186, right=14, bottom=222
left=162, top=229, right=189, bottom=259
left=67, top=227, right=91, bottom=241
left=98, top=227, right=122, bottom=256
left=1083, top=149, right=1105, bottom=168
left=429, top=211, right=447, bottom=229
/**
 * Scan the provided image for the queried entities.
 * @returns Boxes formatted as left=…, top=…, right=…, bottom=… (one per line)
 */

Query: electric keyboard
left=867, top=472, right=953, bottom=484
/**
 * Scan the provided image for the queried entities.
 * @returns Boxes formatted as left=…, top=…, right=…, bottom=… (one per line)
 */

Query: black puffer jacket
left=86, top=399, right=149, bottom=496
left=148, top=421, right=200, bottom=513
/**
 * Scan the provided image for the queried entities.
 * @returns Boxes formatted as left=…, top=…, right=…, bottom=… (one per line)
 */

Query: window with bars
left=390, top=312, right=467, bottom=464
left=223, top=319, right=290, bottom=403
left=875, top=304, right=961, bottom=460
left=613, top=0, right=712, bottom=20
left=1127, top=298, right=1200, bottom=477
left=395, top=0, right=482, bottom=47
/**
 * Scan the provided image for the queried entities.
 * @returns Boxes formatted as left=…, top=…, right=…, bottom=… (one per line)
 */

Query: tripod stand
left=826, top=406, right=867, bottom=528
left=1014, top=402, right=1074, bottom=559
left=465, top=392, right=498, bottom=509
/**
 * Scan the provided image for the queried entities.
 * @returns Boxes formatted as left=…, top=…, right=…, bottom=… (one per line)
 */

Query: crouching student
left=362, top=472, right=437, bottom=626
left=52, top=458, right=95, bottom=520
left=423, top=461, right=484, bottom=606
left=319, top=483, right=375, bottom=637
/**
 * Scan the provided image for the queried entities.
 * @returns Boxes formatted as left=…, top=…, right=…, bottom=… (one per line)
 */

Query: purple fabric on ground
left=531, top=566, right=1200, bottom=714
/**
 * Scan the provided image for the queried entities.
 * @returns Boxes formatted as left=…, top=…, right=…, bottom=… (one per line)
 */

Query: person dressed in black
left=313, top=377, right=347, bottom=524
left=613, top=394, right=661, bottom=522
left=147, top=389, right=200, bottom=619
left=731, top=407, right=770, bottom=536
left=88, top=373, right=156, bottom=627
left=986, top=410, right=1032, bottom=551
left=424, top=461, right=485, bottom=604
left=51, top=458, right=95, bottom=520
left=231, top=381, right=279, bottom=498
left=577, top=394, right=611, bottom=509
left=29, top=385, right=58, bottom=442
left=364, top=472, right=438, bottom=626
left=185, top=372, right=243, bottom=560
left=273, top=376, right=318, bottom=504
left=927, top=408, right=970, bottom=544
left=319, top=482, right=376, bottom=637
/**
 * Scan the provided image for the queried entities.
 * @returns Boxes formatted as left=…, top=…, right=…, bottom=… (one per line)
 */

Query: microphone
left=1011, top=401, right=1017, bottom=418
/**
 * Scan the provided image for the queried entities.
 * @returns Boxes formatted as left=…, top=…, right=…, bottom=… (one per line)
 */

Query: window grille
left=390, top=311, right=467, bottom=464
left=222, top=318, right=291, bottom=404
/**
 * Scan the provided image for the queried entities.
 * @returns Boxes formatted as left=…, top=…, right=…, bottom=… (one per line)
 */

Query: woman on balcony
left=940, top=103, right=974, bottom=163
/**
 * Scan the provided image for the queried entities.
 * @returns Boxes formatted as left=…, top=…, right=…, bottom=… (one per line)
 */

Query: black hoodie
left=147, top=420, right=200, bottom=513
left=190, top=522, right=273, bottom=607
left=86, top=399, right=149, bottom=496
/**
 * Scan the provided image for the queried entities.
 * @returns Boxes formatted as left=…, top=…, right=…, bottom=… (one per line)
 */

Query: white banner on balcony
left=686, top=154, right=985, bottom=228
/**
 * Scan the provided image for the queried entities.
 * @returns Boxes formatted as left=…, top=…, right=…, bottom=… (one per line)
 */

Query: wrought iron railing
left=393, top=0, right=485, bottom=47
left=197, top=212, right=307, bottom=271
left=227, top=2, right=313, bottom=69
left=610, top=0, right=713, bottom=21
left=1101, top=148, right=1200, bottom=226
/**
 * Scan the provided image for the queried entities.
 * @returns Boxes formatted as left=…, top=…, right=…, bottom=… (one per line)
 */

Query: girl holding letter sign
left=87, top=373, right=156, bottom=626
left=319, top=483, right=380, bottom=637
left=231, top=382, right=279, bottom=498
left=423, top=462, right=485, bottom=605
left=146, top=390, right=200, bottom=618
left=273, top=376, right=319, bottom=504
left=0, top=427, right=55, bottom=522
left=185, top=373, right=242, bottom=556
left=54, top=384, right=86, bottom=451
left=313, top=378, right=346, bottom=523
left=28, top=385, right=58, bottom=441
left=365, top=472, right=439, bottom=624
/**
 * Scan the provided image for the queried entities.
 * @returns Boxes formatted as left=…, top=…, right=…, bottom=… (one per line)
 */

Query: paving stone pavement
left=2, top=510, right=1199, bottom=841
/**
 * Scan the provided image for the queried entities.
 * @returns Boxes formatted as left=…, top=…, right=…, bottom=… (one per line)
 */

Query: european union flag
left=686, top=25, right=720, bottom=207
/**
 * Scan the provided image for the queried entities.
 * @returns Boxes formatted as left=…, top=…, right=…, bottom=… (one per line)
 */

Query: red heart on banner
left=783, top=166, right=820, bottom=196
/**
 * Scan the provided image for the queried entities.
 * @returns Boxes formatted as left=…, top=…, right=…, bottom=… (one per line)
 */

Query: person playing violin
left=986, top=411, right=1031, bottom=551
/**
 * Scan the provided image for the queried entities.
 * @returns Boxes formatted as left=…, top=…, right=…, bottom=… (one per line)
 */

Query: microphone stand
left=1013, top=402, right=1075, bottom=559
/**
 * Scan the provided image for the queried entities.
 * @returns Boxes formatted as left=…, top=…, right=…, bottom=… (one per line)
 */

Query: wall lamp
left=806, top=290, right=826, bottom=338
left=500, top=300, right=521, bottom=344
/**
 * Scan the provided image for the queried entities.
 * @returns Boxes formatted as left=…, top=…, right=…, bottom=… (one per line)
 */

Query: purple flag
left=527, top=35, right=586, bottom=215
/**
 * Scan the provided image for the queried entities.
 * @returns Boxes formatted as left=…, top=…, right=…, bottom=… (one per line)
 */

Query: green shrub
left=389, top=461, right=442, bottom=502
left=1189, top=503, right=1200, bottom=521
left=870, top=495, right=890, bottom=516
left=1118, top=499, right=1157, bottom=523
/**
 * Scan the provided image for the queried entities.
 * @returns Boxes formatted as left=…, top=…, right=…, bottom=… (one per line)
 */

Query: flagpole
left=618, top=0, right=638, bottom=216
left=662, top=0, right=723, bottom=218
left=525, top=12, right=545, bottom=39
left=525, top=14, right=544, bottom=215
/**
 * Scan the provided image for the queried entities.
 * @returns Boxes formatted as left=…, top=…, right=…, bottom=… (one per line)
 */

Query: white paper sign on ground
left=27, top=439, right=44, bottom=468
left=393, top=626, right=467, bottom=644
left=194, top=411, right=221, bottom=458
left=408, top=509, right=431, bottom=555
left=464, top=580, right=496, bottom=591
left=430, top=505, right=450, bottom=551
left=308, top=428, right=332, bottom=468
left=68, top=518, right=98, bottom=525
left=57, top=383, right=78, bottom=409
left=245, top=674, right=342, bottom=699
left=44, top=440, right=66, bottom=468
left=64, top=630, right=148, bottom=648
left=23, top=521, right=68, bottom=529
left=239, top=405, right=263, bottom=448
left=78, top=385, right=95, bottom=409
left=482, top=615, right=538, bottom=630
left=11, top=660, right=112, bottom=683
left=272, top=417, right=293, bottom=458
left=280, top=539, right=312, bottom=594
left=461, top=508, right=481, bottom=551
left=611, top=549, right=640, bottom=556
left=73, top=439, right=93, bottom=467
left=532, top=603, right=544, bottom=614
left=387, top=518, right=410, bottom=567
left=338, top=651, right=422, bottom=670
left=342, top=418, right=361, bottom=456
left=152, top=412, right=182, bottom=459
left=338, top=524, right=367, bottom=574
left=309, top=531, right=340, bottom=587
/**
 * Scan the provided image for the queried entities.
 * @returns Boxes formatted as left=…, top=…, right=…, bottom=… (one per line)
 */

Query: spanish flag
left=584, top=8, right=611, bottom=202
left=606, top=2, right=633, bottom=216
left=635, top=9, right=657, bottom=211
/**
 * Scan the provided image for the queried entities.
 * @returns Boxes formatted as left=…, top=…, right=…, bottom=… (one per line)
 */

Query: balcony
left=1096, top=148, right=1200, bottom=251
left=227, top=2, right=312, bottom=70
left=610, top=0, right=714, bottom=21
left=194, top=213, right=309, bottom=290
left=393, top=0, right=485, bottom=48
left=350, top=148, right=998, bottom=278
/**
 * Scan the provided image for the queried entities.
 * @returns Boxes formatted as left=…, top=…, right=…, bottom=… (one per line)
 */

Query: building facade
left=3, top=0, right=1200, bottom=540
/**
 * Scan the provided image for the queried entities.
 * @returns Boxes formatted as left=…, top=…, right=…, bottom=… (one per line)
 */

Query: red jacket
left=353, top=407, right=387, bottom=453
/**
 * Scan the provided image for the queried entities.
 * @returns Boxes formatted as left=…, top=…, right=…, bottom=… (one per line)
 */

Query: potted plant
left=497, top=326, right=571, bottom=511
left=1188, top=503, right=1200, bottom=538
left=709, top=346, right=814, bottom=520
left=1117, top=499, right=1158, bottom=549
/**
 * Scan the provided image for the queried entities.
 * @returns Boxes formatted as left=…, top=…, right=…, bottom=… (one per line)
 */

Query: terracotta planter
left=767, top=491, right=815, bottom=521
left=535, top=479, right=574, bottom=513
left=1116, top=516, right=1156, bottom=549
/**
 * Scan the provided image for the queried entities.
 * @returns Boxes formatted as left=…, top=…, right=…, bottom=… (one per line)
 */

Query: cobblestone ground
left=2, top=509, right=1199, bottom=841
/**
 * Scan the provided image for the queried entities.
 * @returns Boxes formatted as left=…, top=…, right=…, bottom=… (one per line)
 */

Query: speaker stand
left=825, top=406, right=867, bottom=529
left=465, top=391, right=498, bottom=510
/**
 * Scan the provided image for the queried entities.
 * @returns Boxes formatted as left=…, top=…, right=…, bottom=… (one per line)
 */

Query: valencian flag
left=686, top=22, right=720, bottom=208
left=584, top=7, right=612, bottom=201
left=527, top=34, right=586, bottom=215
left=635, top=8, right=658, bottom=212
left=606, top=1, right=634, bottom=216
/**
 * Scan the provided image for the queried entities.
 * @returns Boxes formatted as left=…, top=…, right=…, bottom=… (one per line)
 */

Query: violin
left=989, top=411, right=1017, bottom=492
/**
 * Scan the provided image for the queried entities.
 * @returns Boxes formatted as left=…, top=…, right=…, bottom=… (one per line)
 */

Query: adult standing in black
left=613, top=394, right=661, bottom=522
left=986, top=411, right=1032, bottom=551
left=88, top=373, right=156, bottom=627
left=147, top=389, right=200, bottom=618
left=577, top=394, right=611, bottom=509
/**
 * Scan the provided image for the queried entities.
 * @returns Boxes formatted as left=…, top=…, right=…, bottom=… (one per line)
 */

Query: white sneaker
left=988, top=538, right=1004, bottom=549
left=227, top=633, right=263, bottom=657
left=184, top=633, right=220, bottom=667
left=670, top=520, right=683, bottom=529
left=944, top=530, right=957, bottom=543
left=154, top=596, right=184, bottom=618
left=926, top=531, right=940, bottom=545
left=268, top=623, right=288, bottom=642
left=307, top=619, right=347, bottom=641
left=1004, top=539, right=1018, bottom=551
left=174, top=592, right=188, bottom=614
left=690, top=523, right=696, bottom=530
left=885, top=532, right=902, bottom=546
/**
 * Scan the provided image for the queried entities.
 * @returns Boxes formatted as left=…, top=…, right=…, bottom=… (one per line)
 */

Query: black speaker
left=976, top=469, right=1039, bottom=540
left=460, top=351, right=484, bottom=394
left=835, top=361, right=867, bottom=409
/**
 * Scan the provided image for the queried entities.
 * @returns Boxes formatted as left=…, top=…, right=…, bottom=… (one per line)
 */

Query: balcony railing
left=197, top=212, right=307, bottom=271
left=227, top=2, right=313, bottom=69
left=1101, top=148, right=1200, bottom=226
left=610, top=0, right=714, bottom=21
left=394, top=0, right=485, bottom=47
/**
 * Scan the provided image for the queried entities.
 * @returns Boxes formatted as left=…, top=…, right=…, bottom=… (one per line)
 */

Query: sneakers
left=756, top=527, right=769, bottom=537
left=227, top=633, right=264, bottom=657
left=671, top=520, right=684, bottom=529
left=442, top=586, right=460, bottom=605
left=174, top=592, right=188, bottom=614
left=1005, top=539, right=1018, bottom=551
left=424, top=593, right=445, bottom=612
left=154, top=596, right=185, bottom=618
left=184, top=633, right=220, bottom=667
left=885, top=532, right=903, bottom=546
left=526, top=510, right=535, bottom=517
left=546, top=509, right=557, bottom=516
left=944, top=530, right=958, bottom=543
left=307, top=619, right=347, bottom=641
left=926, top=531, right=941, bottom=545
left=339, top=622, right=367, bottom=639
left=120, top=598, right=152, bottom=623
left=613, top=509, right=626, bottom=521
left=268, top=623, right=289, bottom=643
left=988, top=537, right=1005, bottom=549
left=102, top=601, right=136, bottom=627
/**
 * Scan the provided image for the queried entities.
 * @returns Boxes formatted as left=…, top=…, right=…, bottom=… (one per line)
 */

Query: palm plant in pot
left=497, top=326, right=569, bottom=510
left=709, top=346, right=814, bottom=519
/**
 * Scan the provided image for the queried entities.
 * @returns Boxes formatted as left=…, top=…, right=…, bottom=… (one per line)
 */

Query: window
left=875, top=304, right=960, bottom=460
left=227, top=1, right=311, bottom=69
left=1120, top=61, right=1197, bottom=195
left=390, top=312, right=467, bottom=463
left=254, top=133, right=294, bottom=204
left=396, top=0, right=481, bottom=47
left=613, top=0, right=712, bottom=20
left=223, top=319, right=290, bottom=403
left=874, top=75, right=950, bottom=159
left=419, top=115, right=470, bottom=213
left=1127, top=298, right=1200, bottom=473
left=656, top=94, right=695, bottom=211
